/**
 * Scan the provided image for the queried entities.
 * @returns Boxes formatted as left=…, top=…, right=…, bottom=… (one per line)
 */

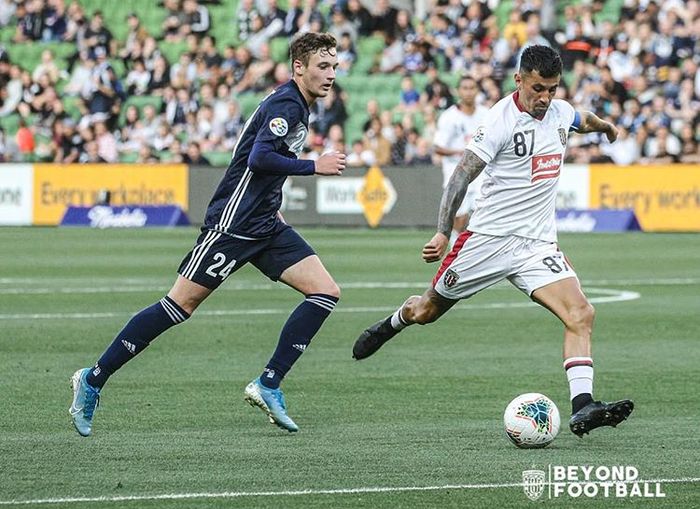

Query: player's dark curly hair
left=290, top=32, right=337, bottom=67
left=519, top=45, right=562, bottom=78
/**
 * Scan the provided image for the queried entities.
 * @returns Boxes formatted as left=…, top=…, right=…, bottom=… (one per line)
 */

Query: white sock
left=564, top=357, right=594, bottom=400
left=390, top=307, right=409, bottom=331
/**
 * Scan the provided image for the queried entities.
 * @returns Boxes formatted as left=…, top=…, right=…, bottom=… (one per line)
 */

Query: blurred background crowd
left=0, top=0, right=698, bottom=167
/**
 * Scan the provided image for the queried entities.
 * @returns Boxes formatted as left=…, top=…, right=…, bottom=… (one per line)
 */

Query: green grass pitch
left=1, top=227, right=698, bottom=508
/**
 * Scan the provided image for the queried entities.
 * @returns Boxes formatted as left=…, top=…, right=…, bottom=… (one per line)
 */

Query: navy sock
left=260, top=293, right=338, bottom=389
left=86, top=296, right=190, bottom=388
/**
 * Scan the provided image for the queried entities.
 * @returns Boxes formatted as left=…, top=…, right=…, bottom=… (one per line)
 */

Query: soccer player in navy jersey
left=69, top=32, right=345, bottom=435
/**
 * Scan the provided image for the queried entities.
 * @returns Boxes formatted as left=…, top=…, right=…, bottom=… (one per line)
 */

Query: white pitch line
left=0, top=276, right=694, bottom=295
left=0, top=478, right=698, bottom=506
left=0, top=288, right=639, bottom=321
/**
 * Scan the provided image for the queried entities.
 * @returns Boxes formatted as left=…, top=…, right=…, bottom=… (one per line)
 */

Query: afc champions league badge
left=269, top=117, right=289, bottom=137
left=522, top=469, right=546, bottom=501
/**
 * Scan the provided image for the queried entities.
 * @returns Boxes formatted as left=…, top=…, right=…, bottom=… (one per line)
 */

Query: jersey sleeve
left=557, top=99, right=580, bottom=132
left=466, top=113, right=509, bottom=164
left=254, top=95, right=305, bottom=150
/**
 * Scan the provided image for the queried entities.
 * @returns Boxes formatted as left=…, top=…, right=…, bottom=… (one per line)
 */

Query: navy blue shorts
left=177, top=227, right=316, bottom=289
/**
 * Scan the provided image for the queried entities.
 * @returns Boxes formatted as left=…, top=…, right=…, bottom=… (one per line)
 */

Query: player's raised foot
left=569, top=399, right=634, bottom=437
left=69, top=368, right=101, bottom=437
left=353, top=317, right=397, bottom=360
left=244, top=378, right=299, bottom=433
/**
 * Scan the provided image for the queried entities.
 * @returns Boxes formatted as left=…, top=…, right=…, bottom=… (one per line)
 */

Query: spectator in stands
left=14, top=0, right=44, bottom=43
left=31, top=49, right=63, bottom=85
left=378, top=32, right=404, bottom=73
left=119, top=105, right=144, bottom=153
left=678, top=125, right=700, bottom=163
left=282, top=0, right=304, bottom=37
left=371, top=0, right=398, bottom=37
left=232, top=45, right=274, bottom=94
left=395, top=9, right=416, bottom=44
left=336, top=32, right=356, bottom=76
left=83, top=47, right=121, bottom=125
left=403, top=41, right=427, bottom=75
left=310, top=84, right=347, bottom=137
left=407, top=136, right=433, bottom=165
left=94, top=121, right=117, bottom=162
left=347, top=139, right=374, bottom=167
left=146, top=56, right=170, bottom=95
left=170, top=53, right=197, bottom=88
left=237, top=0, right=260, bottom=42
left=15, top=118, right=35, bottom=158
left=0, top=0, right=16, bottom=28
left=80, top=141, right=106, bottom=163
left=328, top=6, right=357, bottom=43
left=398, top=76, right=420, bottom=112
left=125, top=58, right=151, bottom=96
left=119, top=12, right=149, bottom=63
left=152, top=123, right=175, bottom=152
left=63, top=2, right=88, bottom=50
left=162, top=0, right=187, bottom=42
left=220, top=101, right=243, bottom=151
left=363, top=117, right=391, bottom=166
left=390, top=122, right=407, bottom=165
left=165, top=87, right=198, bottom=128
left=503, top=9, right=527, bottom=47
left=84, top=11, right=114, bottom=58
left=140, top=103, right=161, bottom=140
left=43, top=0, right=67, bottom=42
left=0, top=64, right=22, bottom=117
left=54, top=118, right=80, bottom=163
left=182, top=0, right=210, bottom=38
left=183, top=141, right=211, bottom=165
left=164, top=138, right=184, bottom=163
left=345, top=0, right=373, bottom=37
left=136, top=143, right=159, bottom=163
left=643, top=124, right=681, bottom=163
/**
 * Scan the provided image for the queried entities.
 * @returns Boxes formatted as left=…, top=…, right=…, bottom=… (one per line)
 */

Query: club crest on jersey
left=269, top=117, right=289, bottom=137
left=558, top=127, right=567, bottom=146
left=472, top=126, right=486, bottom=143
left=443, top=269, right=460, bottom=288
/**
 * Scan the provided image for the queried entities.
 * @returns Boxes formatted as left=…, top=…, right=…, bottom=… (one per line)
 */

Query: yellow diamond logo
left=357, top=166, right=396, bottom=227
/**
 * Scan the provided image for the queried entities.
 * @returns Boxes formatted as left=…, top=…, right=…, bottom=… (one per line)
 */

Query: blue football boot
left=69, top=368, right=101, bottom=437
left=244, top=378, right=299, bottom=433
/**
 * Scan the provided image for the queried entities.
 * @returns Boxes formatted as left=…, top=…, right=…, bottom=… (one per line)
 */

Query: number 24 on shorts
left=206, top=252, right=237, bottom=279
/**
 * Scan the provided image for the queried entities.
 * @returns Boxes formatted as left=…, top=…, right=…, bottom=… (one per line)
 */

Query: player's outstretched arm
left=423, top=149, right=487, bottom=263
left=577, top=111, right=619, bottom=143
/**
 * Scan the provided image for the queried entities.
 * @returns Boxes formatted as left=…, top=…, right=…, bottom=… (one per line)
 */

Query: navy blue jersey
left=203, top=80, right=315, bottom=238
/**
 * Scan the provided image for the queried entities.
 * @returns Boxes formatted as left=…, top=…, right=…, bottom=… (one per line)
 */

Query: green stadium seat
left=204, top=151, right=232, bottom=167
left=159, top=41, right=189, bottom=65
left=269, top=38, right=289, bottom=63
left=118, top=151, right=139, bottom=163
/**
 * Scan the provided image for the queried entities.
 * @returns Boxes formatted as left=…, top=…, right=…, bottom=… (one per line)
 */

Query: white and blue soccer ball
left=504, top=393, right=560, bottom=448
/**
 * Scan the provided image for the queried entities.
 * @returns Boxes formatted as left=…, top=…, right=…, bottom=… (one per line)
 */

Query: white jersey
left=434, top=104, right=489, bottom=188
left=466, top=93, right=578, bottom=242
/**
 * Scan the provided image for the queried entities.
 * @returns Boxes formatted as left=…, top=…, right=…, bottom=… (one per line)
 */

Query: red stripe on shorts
left=432, top=231, right=473, bottom=287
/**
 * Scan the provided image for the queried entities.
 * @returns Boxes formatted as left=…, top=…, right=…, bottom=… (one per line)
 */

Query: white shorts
left=432, top=232, right=578, bottom=300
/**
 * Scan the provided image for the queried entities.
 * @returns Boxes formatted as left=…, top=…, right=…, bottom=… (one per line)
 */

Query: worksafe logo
left=522, top=465, right=666, bottom=501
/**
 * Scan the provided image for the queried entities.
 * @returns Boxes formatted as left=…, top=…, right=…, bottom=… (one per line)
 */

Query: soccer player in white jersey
left=433, top=75, right=488, bottom=243
left=353, top=45, right=634, bottom=438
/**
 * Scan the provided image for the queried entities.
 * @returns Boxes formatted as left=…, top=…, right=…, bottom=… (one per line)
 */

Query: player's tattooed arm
left=577, top=111, right=618, bottom=143
left=437, top=150, right=487, bottom=237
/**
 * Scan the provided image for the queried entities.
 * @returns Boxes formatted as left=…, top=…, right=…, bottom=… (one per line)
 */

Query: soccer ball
left=503, top=393, right=560, bottom=448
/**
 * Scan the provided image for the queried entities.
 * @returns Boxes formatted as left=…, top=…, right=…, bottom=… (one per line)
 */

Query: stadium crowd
left=0, top=0, right=698, bottom=165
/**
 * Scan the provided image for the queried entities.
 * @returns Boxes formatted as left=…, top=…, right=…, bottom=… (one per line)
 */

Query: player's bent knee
left=566, top=302, right=595, bottom=332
